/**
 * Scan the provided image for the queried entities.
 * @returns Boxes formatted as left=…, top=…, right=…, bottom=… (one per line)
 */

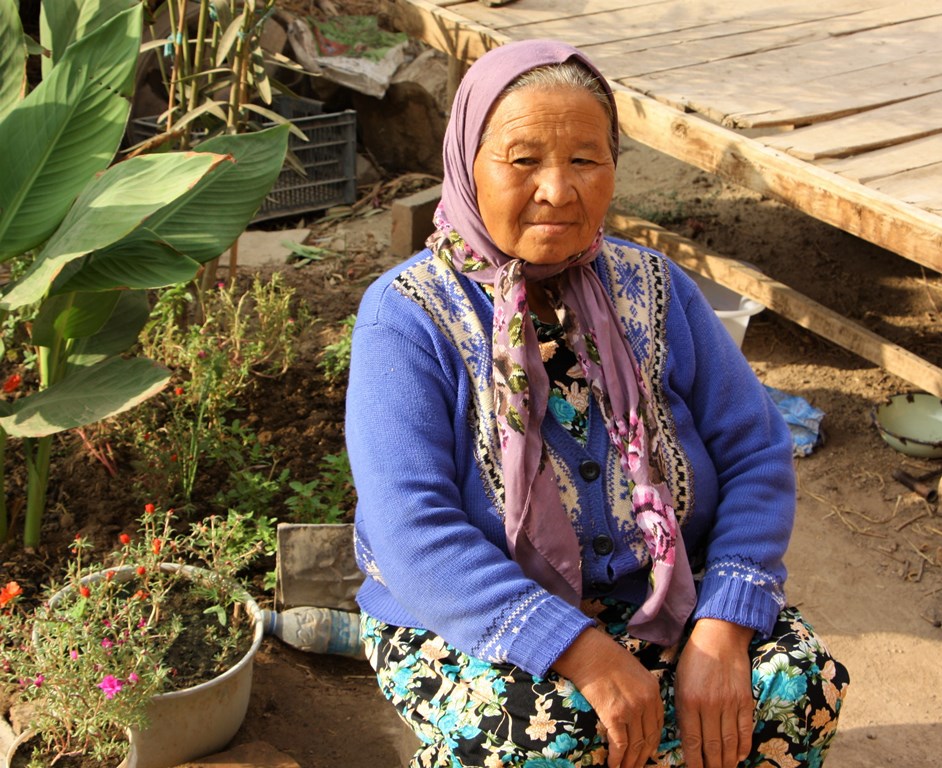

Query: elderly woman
left=346, top=40, right=848, bottom=768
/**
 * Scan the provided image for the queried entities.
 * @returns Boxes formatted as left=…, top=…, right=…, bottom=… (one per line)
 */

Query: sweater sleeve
left=665, top=265, right=795, bottom=637
left=346, top=272, right=593, bottom=677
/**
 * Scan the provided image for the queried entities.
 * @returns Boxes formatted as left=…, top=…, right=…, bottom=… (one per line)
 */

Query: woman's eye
left=573, top=157, right=597, bottom=166
left=511, top=157, right=537, bottom=167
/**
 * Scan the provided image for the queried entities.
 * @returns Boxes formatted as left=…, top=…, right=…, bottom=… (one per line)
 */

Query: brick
left=391, top=184, right=442, bottom=258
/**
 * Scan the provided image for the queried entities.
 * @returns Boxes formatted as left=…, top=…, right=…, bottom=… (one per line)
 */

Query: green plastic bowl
left=872, top=393, right=942, bottom=458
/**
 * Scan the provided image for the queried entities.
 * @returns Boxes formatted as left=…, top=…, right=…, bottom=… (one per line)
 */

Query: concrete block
left=391, top=184, right=442, bottom=258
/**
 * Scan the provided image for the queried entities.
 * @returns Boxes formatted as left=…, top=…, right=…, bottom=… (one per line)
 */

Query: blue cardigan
left=346, top=237, right=794, bottom=677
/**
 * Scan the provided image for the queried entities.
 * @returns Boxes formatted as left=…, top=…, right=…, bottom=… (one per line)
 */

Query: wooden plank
left=382, top=0, right=511, bottom=62
left=863, top=162, right=942, bottom=212
left=819, top=134, right=942, bottom=184
left=453, top=0, right=656, bottom=29
left=606, top=210, right=942, bottom=398
left=760, top=91, right=942, bottom=160
left=619, top=21, right=942, bottom=127
left=610, top=85, right=942, bottom=273
left=725, top=68, right=942, bottom=129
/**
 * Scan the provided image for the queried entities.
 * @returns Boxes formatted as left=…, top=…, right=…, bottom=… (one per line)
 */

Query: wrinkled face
left=472, top=85, right=616, bottom=265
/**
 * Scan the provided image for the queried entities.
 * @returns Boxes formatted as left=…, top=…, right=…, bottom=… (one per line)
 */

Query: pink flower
left=32, top=674, right=44, bottom=688
left=128, top=672, right=139, bottom=684
left=98, top=675, right=123, bottom=699
left=69, top=650, right=79, bottom=660
left=101, top=638, right=113, bottom=650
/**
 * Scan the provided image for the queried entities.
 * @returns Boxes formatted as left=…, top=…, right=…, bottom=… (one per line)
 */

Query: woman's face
left=472, top=85, right=616, bottom=265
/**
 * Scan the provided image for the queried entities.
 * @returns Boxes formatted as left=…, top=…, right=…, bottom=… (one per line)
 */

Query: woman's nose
left=532, top=166, right=577, bottom=206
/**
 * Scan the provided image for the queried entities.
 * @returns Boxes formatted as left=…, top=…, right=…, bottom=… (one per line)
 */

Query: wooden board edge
left=383, top=0, right=512, bottom=60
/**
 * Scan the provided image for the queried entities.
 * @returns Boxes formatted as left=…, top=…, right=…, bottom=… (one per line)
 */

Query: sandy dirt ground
left=222, top=137, right=942, bottom=768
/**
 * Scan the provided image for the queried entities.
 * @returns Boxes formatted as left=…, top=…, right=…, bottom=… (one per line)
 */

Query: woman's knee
left=751, top=608, right=850, bottom=735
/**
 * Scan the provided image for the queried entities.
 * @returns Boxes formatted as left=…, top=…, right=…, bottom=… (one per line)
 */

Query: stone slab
left=232, top=229, right=311, bottom=268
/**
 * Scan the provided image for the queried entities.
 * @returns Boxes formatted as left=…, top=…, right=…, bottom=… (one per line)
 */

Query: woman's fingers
left=679, top=692, right=751, bottom=768
left=605, top=705, right=661, bottom=768
left=736, top=699, right=754, bottom=763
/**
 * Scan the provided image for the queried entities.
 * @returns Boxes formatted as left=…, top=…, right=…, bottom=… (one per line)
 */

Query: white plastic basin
left=683, top=269, right=765, bottom=349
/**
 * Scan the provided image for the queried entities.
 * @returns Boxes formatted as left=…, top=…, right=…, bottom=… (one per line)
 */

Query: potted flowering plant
left=0, top=505, right=269, bottom=768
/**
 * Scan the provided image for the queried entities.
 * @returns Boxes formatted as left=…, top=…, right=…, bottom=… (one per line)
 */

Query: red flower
left=119, top=533, right=131, bottom=546
left=174, top=386, right=184, bottom=396
left=144, top=503, right=155, bottom=515
left=79, top=586, right=91, bottom=598
left=152, top=538, right=162, bottom=555
left=136, top=566, right=146, bottom=576
left=105, top=570, right=116, bottom=582
left=2, top=374, right=21, bottom=393
left=0, top=582, right=22, bottom=607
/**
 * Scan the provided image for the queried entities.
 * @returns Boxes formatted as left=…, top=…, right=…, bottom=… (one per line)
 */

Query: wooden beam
left=610, top=85, right=942, bottom=274
left=382, top=0, right=510, bottom=62
left=607, top=209, right=942, bottom=398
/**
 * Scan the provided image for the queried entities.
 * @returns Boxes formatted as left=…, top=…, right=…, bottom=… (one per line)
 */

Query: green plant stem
left=23, top=435, right=52, bottom=547
left=24, top=308, right=71, bottom=547
left=187, top=0, right=210, bottom=116
left=166, top=0, right=185, bottom=136
left=0, top=428, right=7, bottom=542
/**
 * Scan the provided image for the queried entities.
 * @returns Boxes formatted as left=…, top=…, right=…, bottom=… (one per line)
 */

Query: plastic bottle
left=261, top=606, right=364, bottom=658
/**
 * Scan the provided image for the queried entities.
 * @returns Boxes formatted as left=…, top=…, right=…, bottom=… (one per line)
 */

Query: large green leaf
left=67, top=290, right=152, bottom=369
left=31, top=291, right=121, bottom=346
left=0, top=152, right=226, bottom=310
left=141, top=125, right=290, bottom=263
left=39, top=0, right=138, bottom=76
left=0, top=0, right=26, bottom=120
left=0, top=356, right=170, bottom=438
left=0, top=5, right=142, bottom=261
left=50, top=235, right=202, bottom=294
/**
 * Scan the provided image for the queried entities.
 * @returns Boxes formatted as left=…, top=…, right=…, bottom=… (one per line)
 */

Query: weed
left=319, top=314, right=356, bottom=383
left=284, top=450, right=355, bottom=525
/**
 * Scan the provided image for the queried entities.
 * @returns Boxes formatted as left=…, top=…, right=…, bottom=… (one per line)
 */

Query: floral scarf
left=434, top=39, right=695, bottom=646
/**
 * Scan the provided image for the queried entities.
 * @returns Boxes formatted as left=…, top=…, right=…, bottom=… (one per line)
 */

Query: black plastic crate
left=255, top=106, right=358, bottom=222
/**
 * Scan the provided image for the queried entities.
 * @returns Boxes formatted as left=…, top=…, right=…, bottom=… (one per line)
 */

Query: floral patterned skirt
left=361, top=602, right=849, bottom=768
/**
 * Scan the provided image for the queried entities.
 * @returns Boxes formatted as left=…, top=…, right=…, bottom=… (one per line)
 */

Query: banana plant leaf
left=39, top=0, right=139, bottom=77
left=125, top=125, right=291, bottom=265
left=0, top=0, right=26, bottom=120
left=31, top=292, right=122, bottom=347
left=0, top=4, right=141, bottom=261
left=51, top=235, right=202, bottom=294
left=43, top=127, right=288, bottom=296
left=65, top=290, right=152, bottom=370
left=0, top=356, right=170, bottom=438
left=0, top=151, right=226, bottom=310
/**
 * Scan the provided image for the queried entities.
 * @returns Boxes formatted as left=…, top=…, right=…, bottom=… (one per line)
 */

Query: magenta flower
left=98, top=675, right=123, bottom=699
left=101, top=637, right=113, bottom=650
left=32, top=674, right=45, bottom=688
left=128, top=672, right=139, bottom=684
left=69, top=650, right=79, bottom=660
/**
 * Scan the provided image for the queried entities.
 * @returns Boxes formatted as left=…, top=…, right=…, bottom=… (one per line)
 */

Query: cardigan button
left=579, top=460, right=601, bottom=481
left=592, top=535, right=614, bottom=556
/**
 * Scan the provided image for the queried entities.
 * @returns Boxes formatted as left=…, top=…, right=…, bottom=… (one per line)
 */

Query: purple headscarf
left=430, top=39, right=695, bottom=646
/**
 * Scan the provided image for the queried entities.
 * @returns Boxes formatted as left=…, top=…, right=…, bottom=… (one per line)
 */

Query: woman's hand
left=553, top=627, right=664, bottom=768
left=675, top=619, right=755, bottom=768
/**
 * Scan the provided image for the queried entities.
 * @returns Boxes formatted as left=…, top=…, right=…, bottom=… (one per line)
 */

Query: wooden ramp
left=384, top=0, right=942, bottom=395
